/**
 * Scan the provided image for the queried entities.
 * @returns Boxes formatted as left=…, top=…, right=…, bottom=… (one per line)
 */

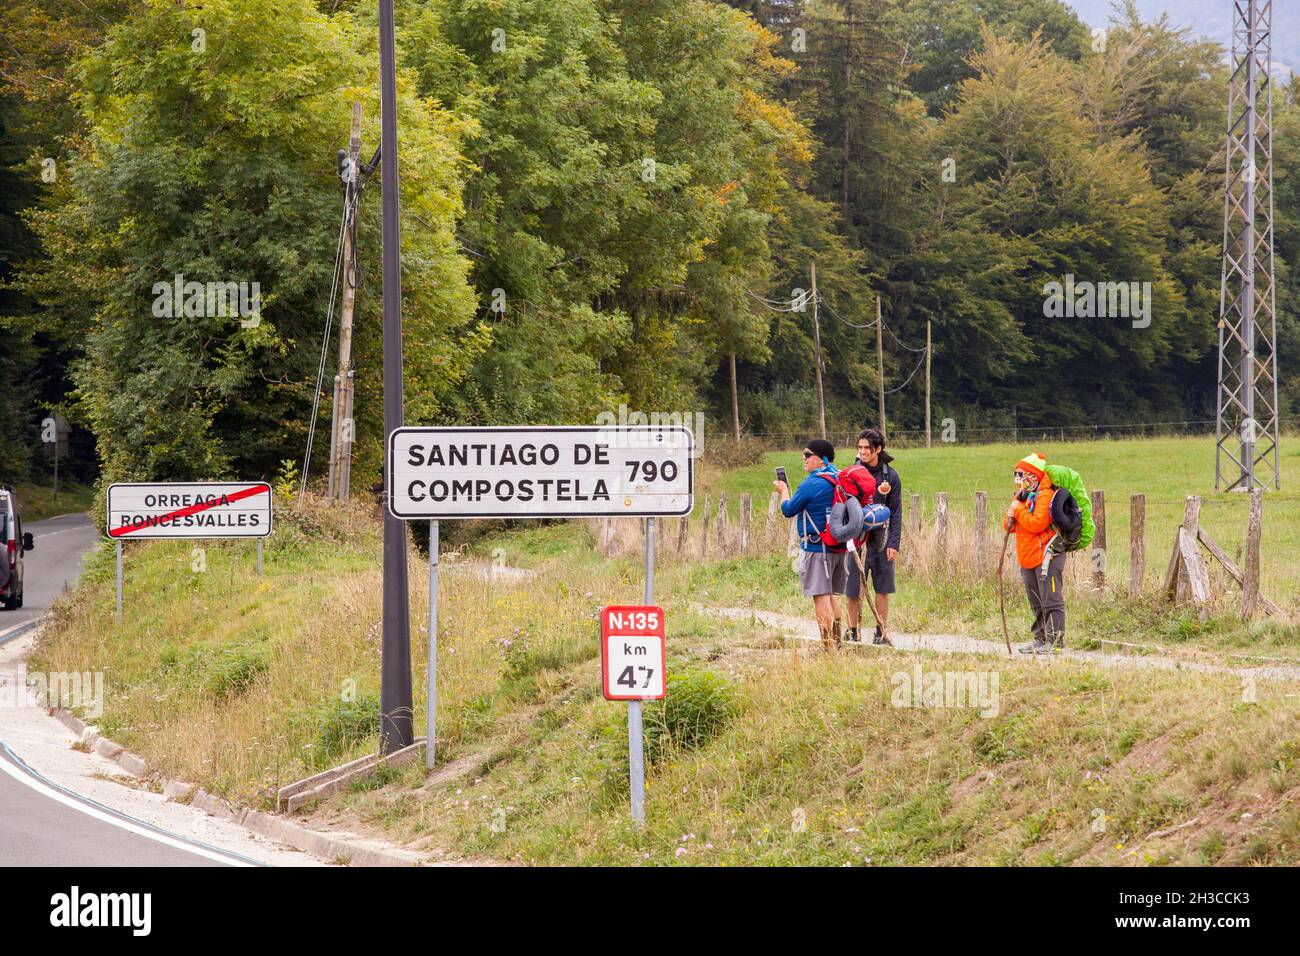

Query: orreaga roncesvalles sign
left=106, top=482, right=272, bottom=539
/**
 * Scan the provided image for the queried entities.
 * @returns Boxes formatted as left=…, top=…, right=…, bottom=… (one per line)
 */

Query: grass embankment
left=32, top=460, right=1300, bottom=865
left=31, top=498, right=635, bottom=808
left=9, top=481, right=94, bottom=522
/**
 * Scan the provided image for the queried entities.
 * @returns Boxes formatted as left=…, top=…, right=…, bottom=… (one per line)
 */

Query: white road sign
left=387, top=426, right=694, bottom=519
left=106, top=482, right=272, bottom=539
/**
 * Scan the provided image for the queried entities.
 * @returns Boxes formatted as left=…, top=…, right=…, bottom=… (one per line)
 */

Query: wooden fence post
left=1090, top=490, right=1106, bottom=590
left=740, top=493, right=752, bottom=554
left=1243, top=489, right=1263, bottom=620
left=767, top=491, right=780, bottom=552
left=1164, top=495, right=1209, bottom=612
left=934, top=493, right=948, bottom=572
left=715, top=493, right=728, bottom=554
left=973, top=492, right=988, bottom=574
left=1129, top=493, right=1145, bottom=597
left=676, top=515, right=688, bottom=557
left=700, top=494, right=712, bottom=559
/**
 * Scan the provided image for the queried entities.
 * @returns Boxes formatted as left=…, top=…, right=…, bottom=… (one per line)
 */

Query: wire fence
left=726, top=419, right=1299, bottom=452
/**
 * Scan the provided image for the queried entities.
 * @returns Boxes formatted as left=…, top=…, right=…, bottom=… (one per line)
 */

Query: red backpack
left=837, top=464, right=877, bottom=507
left=809, top=466, right=877, bottom=552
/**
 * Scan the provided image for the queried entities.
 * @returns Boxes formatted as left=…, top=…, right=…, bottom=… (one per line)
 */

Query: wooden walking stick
left=997, top=525, right=1013, bottom=657
left=850, top=545, right=892, bottom=646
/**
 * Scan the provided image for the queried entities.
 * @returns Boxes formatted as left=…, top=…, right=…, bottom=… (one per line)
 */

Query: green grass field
left=704, top=435, right=1300, bottom=605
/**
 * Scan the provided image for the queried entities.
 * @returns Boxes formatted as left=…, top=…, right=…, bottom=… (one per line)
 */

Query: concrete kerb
left=46, top=706, right=427, bottom=867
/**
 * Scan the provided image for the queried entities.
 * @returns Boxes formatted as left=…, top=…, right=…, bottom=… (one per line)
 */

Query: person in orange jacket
left=1003, top=452, right=1066, bottom=654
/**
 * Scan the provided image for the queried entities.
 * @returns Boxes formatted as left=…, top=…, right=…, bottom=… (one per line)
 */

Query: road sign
left=106, top=482, right=272, bottom=539
left=601, top=605, right=666, bottom=701
left=387, top=426, right=693, bottom=519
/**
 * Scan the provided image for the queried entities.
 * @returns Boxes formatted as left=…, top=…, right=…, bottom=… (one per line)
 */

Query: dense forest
left=1, top=0, right=1296, bottom=490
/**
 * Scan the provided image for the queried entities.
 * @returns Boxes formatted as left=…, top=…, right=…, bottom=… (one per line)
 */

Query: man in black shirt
left=843, top=428, right=902, bottom=644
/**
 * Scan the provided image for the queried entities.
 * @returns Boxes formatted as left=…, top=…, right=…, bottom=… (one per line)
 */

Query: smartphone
left=775, top=466, right=788, bottom=486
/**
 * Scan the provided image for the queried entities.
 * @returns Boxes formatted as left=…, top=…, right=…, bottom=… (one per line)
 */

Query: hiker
left=775, top=438, right=846, bottom=651
left=1003, top=452, right=1066, bottom=655
left=843, top=428, right=901, bottom=644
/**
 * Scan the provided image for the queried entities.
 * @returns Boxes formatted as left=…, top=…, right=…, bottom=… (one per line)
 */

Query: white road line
left=0, top=742, right=261, bottom=867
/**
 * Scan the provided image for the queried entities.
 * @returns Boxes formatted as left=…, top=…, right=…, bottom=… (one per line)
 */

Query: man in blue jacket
left=775, top=438, right=846, bottom=652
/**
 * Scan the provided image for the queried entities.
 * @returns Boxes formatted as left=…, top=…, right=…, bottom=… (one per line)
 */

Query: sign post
left=105, top=481, right=272, bottom=621
left=633, top=516, right=657, bottom=823
left=600, top=601, right=667, bottom=824
left=387, top=425, right=692, bottom=772
left=426, top=518, right=439, bottom=770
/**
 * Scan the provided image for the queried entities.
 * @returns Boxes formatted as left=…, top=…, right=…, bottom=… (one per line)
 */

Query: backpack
left=1043, top=464, right=1094, bottom=552
left=808, top=471, right=866, bottom=552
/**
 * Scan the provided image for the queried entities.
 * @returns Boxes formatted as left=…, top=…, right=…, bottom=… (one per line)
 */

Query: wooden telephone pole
left=875, top=295, right=886, bottom=435
left=328, top=102, right=362, bottom=502
left=925, top=320, right=932, bottom=448
left=811, top=263, right=827, bottom=439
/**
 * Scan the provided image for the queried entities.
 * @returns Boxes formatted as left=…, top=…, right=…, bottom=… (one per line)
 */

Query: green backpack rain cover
left=1044, top=464, right=1094, bottom=551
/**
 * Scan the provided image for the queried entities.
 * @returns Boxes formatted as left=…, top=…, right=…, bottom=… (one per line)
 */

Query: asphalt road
left=0, top=512, right=99, bottom=641
left=0, top=513, right=251, bottom=866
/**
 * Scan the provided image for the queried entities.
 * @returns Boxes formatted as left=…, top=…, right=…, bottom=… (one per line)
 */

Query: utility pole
left=925, top=320, right=932, bottom=449
left=841, top=4, right=853, bottom=213
left=810, top=263, right=826, bottom=439
left=729, top=352, right=741, bottom=442
left=378, top=0, right=413, bottom=754
left=329, top=103, right=362, bottom=502
left=875, top=295, right=886, bottom=436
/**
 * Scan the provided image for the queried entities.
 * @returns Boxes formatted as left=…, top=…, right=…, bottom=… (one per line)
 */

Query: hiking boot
left=1017, top=639, right=1046, bottom=655
left=844, top=626, right=861, bottom=644
left=872, top=626, right=886, bottom=645
left=832, top=620, right=843, bottom=646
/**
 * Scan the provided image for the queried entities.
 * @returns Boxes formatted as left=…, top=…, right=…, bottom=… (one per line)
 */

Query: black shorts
left=844, top=546, right=896, bottom=597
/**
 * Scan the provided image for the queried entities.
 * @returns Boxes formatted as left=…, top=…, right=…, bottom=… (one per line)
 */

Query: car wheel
left=1, top=592, right=14, bottom=611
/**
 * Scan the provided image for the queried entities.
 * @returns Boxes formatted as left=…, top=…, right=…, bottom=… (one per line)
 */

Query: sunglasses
left=802, top=451, right=816, bottom=459
left=1013, top=470, right=1027, bottom=479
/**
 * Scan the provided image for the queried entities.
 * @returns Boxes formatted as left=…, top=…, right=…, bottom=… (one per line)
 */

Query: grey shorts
left=843, top=546, right=896, bottom=597
left=798, top=549, right=848, bottom=597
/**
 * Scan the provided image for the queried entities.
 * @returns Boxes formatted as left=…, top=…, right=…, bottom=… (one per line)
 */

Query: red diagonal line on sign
left=110, top=485, right=268, bottom=538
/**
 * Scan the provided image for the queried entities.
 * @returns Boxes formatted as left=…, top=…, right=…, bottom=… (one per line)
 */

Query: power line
left=300, top=189, right=351, bottom=496
left=883, top=351, right=926, bottom=394
left=815, top=293, right=873, bottom=329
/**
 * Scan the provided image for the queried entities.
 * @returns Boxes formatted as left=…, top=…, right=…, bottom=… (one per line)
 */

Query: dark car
left=0, top=485, right=35, bottom=610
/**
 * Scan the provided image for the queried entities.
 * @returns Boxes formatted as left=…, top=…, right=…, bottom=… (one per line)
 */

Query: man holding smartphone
left=774, top=438, right=846, bottom=651
left=844, top=428, right=901, bottom=644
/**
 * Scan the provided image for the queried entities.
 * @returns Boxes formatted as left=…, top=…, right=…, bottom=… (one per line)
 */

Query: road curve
left=0, top=513, right=255, bottom=866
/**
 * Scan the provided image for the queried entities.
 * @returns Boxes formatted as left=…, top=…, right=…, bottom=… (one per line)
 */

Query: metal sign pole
left=628, top=516, right=654, bottom=825
left=115, top=541, right=123, bottom=624
left=426, top=519, right=439, bottom=770
left=256, top=538, right=263, bottom=576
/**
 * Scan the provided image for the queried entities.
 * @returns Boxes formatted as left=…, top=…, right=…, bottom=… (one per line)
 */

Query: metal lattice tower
left=1215, top=0, right=1281, bottom=491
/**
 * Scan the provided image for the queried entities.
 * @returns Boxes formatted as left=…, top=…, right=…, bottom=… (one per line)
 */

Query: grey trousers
left=1021, top=552, right=1067, bottom=644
